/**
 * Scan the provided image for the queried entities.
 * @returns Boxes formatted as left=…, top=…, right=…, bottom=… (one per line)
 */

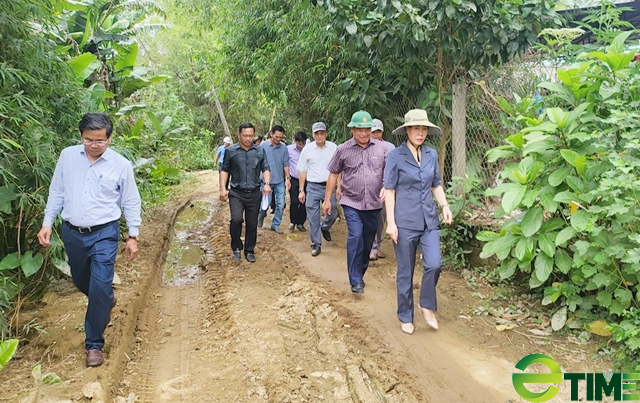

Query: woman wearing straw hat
left=384, top=109, right=452, bottom=334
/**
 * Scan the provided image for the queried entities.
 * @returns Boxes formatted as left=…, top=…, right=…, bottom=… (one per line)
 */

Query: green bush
left=479, top=31, right=640, bottom=318
left=0, top=339, right=19, bottom=371
left=609, top=308, right=640, bottom=372
left=440, top=176, right=484, bottom=270
left=0, top=0, right=84, bottom=337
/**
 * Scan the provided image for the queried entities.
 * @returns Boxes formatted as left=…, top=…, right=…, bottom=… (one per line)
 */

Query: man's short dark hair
left=238, top=122, right=255, bottom=133
left=271, top=125, right=285, bottom=134
left=79, top=112, right=113, bottom=137
left=294, top=131, right=307, bottom=143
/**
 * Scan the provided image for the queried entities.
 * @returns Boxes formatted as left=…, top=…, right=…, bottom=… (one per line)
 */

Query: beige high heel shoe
left=400, top=322, right=415, bottom=334
left=421, top=307, right=439, bottom=330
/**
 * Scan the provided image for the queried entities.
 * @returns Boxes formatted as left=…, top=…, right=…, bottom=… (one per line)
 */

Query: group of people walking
left=219, top=109, right=452, bottom=335
left=33, top=107, right=452, bottom=368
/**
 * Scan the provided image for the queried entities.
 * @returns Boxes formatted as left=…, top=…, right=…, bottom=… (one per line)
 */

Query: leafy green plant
left=0, top=0, right=85, bottom=337
left=479, top=30, right=640, bottom=320
left=31, top=364, right=62, bottom=385
left=609, top=308, right=640, bottom=372
left=54, top=0, right=169, bottom=108
left=440, top=176, right=484, bottom=269
left=0, top=339, right=19, bottom=371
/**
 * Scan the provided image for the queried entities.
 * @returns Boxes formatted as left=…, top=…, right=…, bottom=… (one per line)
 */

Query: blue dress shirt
left=216, top=145, right=227, bottom=165
left=43, top=145, right=142, bottom=236
left=384, top=142, right=442, bottom=231
left=260, top=141, right=289, bottom=184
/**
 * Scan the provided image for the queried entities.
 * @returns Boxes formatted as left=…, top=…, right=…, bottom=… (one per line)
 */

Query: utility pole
left=208, top=83, right=231, bottom=139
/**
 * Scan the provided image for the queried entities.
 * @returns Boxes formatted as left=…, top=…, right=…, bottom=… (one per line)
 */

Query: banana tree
left=54, top=0, right=168, bottom=108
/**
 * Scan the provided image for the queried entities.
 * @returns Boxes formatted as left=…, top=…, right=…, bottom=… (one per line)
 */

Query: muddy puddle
left=163, top=200, right=215, bottom=286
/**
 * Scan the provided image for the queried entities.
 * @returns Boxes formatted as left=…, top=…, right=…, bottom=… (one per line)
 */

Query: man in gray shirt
left=297, top=122, right=338, bottom=256
left=257, top=125, right=290, bottom=234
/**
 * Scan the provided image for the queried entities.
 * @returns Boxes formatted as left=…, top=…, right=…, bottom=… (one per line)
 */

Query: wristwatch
left=129, top=236, right=138, bottom=241
left=264, top=182, right=270, bottom=185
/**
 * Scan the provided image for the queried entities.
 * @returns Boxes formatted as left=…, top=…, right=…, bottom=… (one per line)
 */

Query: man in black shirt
left=220, top=122, right=271, bottom=263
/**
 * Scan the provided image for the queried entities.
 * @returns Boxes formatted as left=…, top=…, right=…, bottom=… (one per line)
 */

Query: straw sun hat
left=391, top=109, right=441, bottom=136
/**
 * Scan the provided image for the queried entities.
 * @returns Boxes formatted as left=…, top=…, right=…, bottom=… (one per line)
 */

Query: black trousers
left=270, top=191, right=276, bottom=212
left=229, top=188, right=261, bottom=254
left=289, top=177, right=307, bottom=225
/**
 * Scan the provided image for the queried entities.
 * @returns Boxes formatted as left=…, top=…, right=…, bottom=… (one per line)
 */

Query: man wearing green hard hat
left=323, top=110, right=389, bottom=294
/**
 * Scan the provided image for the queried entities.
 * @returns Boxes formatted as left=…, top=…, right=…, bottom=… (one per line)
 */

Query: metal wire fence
left=333, top=54, right=557, bottom=189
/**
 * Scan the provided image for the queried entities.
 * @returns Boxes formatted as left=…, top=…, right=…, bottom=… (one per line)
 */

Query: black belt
left=231, top=187, right=260, bottom=193
left=64, top=220, right=117, bottom=234
left=308, top=181, right=327, bottom=186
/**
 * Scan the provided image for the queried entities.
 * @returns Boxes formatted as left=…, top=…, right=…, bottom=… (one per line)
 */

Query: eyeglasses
left=81, top=138, right=109, bottom=146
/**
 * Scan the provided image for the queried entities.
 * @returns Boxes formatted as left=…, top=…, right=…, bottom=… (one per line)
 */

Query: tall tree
left=321, top=0, right=562, bottom=171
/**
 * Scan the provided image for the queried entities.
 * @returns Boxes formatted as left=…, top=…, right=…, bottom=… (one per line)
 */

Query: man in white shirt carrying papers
left=297, top=122, right=338, bottom=256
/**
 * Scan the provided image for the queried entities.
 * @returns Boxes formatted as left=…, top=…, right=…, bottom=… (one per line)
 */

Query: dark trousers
left=288, top=177, right=306, bottom=225
left=270, top=192, right=276, bottom=212
left=394, top=227, right=441, bottom=323
left=61, top=220, right=119, bottom=351
left=229, top=188, right=261, bottom=254
left=342, top=205, right=380, bottom=286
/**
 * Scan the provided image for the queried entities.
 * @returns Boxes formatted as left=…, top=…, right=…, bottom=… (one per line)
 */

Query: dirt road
left=1, top=171, right=604, bottom=402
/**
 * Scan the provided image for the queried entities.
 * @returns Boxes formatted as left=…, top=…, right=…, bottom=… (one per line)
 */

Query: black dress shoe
left=321, top=228, right=331, bottom=241
left=296, top=224, right=306, bottom=232
left=232, top=250, right=241, bottom=261
left=311, top=246, right=321, bottom=256
left=245, top=253, right=256, bottom=263
left=351, top=283, right=365, bottom=294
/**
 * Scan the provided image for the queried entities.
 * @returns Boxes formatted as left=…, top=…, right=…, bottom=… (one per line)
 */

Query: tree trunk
left=451, top=82, right=467, bottom=184
left=436, top=47, right=449, bottom=185
left=209, top=83, right=231, bottom=139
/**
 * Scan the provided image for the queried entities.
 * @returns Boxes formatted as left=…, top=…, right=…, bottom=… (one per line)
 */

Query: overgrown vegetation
left=0, top=0, right=84, bottom=339
left=440, top=176, right=485, bottom=270
left=0, top=0, right=215, bottom=340
left=481, top=5, right=640, bottom=369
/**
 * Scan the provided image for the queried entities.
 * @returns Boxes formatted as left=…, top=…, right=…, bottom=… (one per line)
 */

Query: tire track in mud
left=117, top=199, right=221, bottom=402
left=116, top=197, right=422, bottom=402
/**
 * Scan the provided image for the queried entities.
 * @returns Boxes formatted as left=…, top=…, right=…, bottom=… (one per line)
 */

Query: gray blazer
left=384, top=142, right=442, bottom=231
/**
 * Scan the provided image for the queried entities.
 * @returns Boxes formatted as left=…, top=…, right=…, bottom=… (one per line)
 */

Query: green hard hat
left=347, top=110, right=374, bottom=128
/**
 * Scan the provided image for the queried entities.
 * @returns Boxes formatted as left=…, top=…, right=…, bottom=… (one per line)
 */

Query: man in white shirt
left=37, top=112, right=141, bottom=367
left=297, top=122, right=337, bottom=256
